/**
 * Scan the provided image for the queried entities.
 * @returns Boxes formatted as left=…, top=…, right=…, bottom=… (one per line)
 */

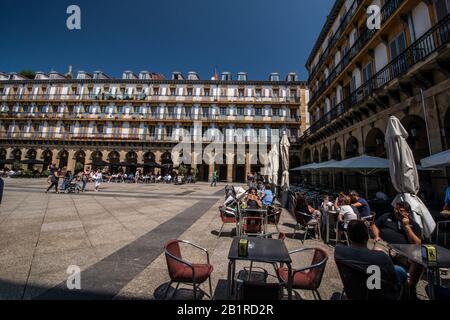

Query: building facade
left=0, top=70, right=308, bottom=183
left=298, top=0, right=450, bottom=201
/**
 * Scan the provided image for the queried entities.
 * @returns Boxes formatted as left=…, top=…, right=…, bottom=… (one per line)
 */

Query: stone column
left=67, top=149, right=76, bottom=172
left=227, top=163, right=233, bottom=183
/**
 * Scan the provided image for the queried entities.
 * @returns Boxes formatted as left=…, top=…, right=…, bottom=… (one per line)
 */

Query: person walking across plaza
left=46, top=168, right=61, bottom=194
left=210, top=170, right=218, bottom=187
left=93, top=169, right=103, bottom=192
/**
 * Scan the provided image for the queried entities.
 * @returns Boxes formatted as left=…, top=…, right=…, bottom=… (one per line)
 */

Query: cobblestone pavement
left=0, top=178, right=430, bottom=300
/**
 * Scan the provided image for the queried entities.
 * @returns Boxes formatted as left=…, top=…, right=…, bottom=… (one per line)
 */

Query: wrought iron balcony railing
left=302, top=13, right=450, bottom=141
left=309, top=0, right=405, bottom=105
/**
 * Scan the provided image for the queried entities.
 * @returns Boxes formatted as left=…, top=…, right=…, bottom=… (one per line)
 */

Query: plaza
left=0, top=178, right=436, bottom=300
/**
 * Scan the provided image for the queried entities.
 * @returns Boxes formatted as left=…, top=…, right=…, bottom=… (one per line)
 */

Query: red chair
left=218, top=206, right=238, bottom=238
left=276, top=247, right=328, bottom=300
left=163, top=240, right=213, bottom=300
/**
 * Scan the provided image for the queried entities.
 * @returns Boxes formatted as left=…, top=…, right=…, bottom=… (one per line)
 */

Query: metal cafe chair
left=335, top=259, right=403, bottom=300
left=293, top=211, right=322, bottom=243
left=163, top=240, right=213, bottom=300
left=276, top=247, right=328, bottom=300
left=217, top=205, right=238, bottom=238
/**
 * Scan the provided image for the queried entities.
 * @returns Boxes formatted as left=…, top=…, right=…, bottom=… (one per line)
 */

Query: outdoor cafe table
left=389, top=244, right=450, bottom=300
left=227, top=237, right=293, bottom=300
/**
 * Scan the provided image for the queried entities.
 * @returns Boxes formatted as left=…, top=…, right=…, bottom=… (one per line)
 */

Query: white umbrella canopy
left=385, top=116, right=436, bottom=238
left=268, top=145, right=279, bottom=186
left=280, top=132, right=290, bottom=190
left=315, top=159, right=339, bottom=169
left=420, top=149, right=450, bottom=168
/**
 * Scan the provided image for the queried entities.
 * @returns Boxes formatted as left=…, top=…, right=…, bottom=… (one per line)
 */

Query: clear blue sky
left=0, top=0, right=334, bottom=80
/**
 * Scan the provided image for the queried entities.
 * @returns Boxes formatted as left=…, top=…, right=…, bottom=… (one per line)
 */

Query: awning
left=330, top=155, right=389, bottom=170
left=420, top=149, right=450, bottom=168
left=143, top=161, right=162, bottom=168
left=315, top=160, right=339, bottom=170
left=290, top=162, right=319, bottom=171
left=21, top=159, right=45, bottom=165
left=87, top=160, right=110, bottom=166
left=0, top=159, right=15, bottom=164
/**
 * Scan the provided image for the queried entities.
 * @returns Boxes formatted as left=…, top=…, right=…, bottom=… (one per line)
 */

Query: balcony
left=0, top=93, right=301, bottom=105
left=302, top=13, right=450, bottom=142
left=309, top=0, right=406, bottom=106
left=308, top=0, right=362, bottom=83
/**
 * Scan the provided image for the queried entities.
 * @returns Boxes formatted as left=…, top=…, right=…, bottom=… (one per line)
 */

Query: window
left=97, top=124, right=104, bottom=134
left=273, top=89, right=279, bottom=98
left=435, top=0, right=450, bottom=21
left=291, top=128, right=298, bottom=137
left=148, top=125, right=155, bottom=136
left=290, top=89, right=297, bottom=97
left=170, top=88, right=176, bottom=96
left=270, top=74, right=280, bottom=81
left=220, top=107, right=227, bottom=116
left=167, top=106, right=175, bottom=117
left=290, top=109, right=298, bottom=119
left=202, top=107, right=209, bottom=117
left=238, top=73, right=247, bottom=81
left=255, top=108, right=262, bottom=116
left=187, top=88, right=193, bottom=96
left=154, top=87, right=159, bottom=95
left=362, top=62, right=373, bottom=83
left=350, top=76, right=357, bottom=93
left=237, top=108, right=244, bottom=116
left=166, top=126, right=173, bottom=138
left=238, top=89, right=245, bottom=97
left=273, top=108, right=280, bottom=116
left=390, top=31, right=407, bottom=60
left=255, top=89, right=261, bottom=98
left=185, top=107, right=192, bottom=117
left=204, top=88, right=210, bottom=96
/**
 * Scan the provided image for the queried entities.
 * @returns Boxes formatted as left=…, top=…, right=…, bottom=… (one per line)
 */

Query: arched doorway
left=74, top=150, right=86, bottom=174
left=90, top=150, right=104, bottom=171
left=25, top=149, right=38, bottom=170
left=302, top=148, right=311, bottom=165
left=215, top=153, right=227, bottom=182
left=161, top=151, right=173, bottom=175
left=331, top=142, right=343, bottom=188
left=124, top=151, right=138, bottom=175
left=365, top=128, right=386, bottom=157
left=12, top=148, right=22, bottom=171
left=234, top=153, right=246, bottom=183
left=320, top=146, right=330, bottom=186
left=58, top=150, right=69, bottom=169
left=313, top=150, right=319, bottom=163
left=345, top=136, right=360, bottom=191
left=345, top=136, right=359, bottom=159
left=401, top=115, right=430, bottom=162
left=42, top=149, right=53, bottom=170
left=143, top=151, right=157, bottom=174
left=108, top=151, right=121, bottom=173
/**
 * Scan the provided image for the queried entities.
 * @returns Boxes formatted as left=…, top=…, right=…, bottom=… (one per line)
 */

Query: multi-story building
left=298, top=0, right=450, bottom=200
left=0, top=70, right=308, bottom=183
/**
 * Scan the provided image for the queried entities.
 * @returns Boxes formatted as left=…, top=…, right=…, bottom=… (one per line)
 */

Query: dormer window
left=237, top=73, right=247, bottom=81
left=270, top=73, right=280, bottom=81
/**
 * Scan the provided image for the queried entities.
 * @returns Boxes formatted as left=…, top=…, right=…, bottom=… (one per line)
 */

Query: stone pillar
left=245, top=153, right=251, bottom=177
left=227, top=163, right=233, bottom=183
left=67, top=149, right=76, bottom=172
left=208, top=163, right=214, bottom=182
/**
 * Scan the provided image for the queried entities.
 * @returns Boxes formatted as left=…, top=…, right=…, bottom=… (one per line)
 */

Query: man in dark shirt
left=371, top=201, right=423, bottom=298
left=335, top=220, right=404, bottom=299
left=350, top=191, right=371, bottom=218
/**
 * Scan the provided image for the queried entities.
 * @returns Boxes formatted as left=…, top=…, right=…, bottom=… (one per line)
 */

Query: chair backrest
left=243, top=216, right=263, bottom=234
left=294, top=211, right=308, bottom=226
left=268, top=206, right=282, bottom=225
left=302, top=248, right=328, bottom=289
left=239, top=281, right=283, bottom=300
left=164, top=240, right=185, bottom=280
left=335, top=259, right=401, bottom=300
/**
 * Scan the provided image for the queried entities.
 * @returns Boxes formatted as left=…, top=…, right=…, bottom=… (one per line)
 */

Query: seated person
left=261, top=183, right=273, bottom=206
left=350, top=190, right=372, bottom=218
left=337, top=196, right=358, bottom=231
left=335, top=220, right=405, bottom=299
left=256, top=181, right=265, bottom=192
left=246, top=187, right=262, bottom=209
left=371, top=201, right=424, bottom=298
